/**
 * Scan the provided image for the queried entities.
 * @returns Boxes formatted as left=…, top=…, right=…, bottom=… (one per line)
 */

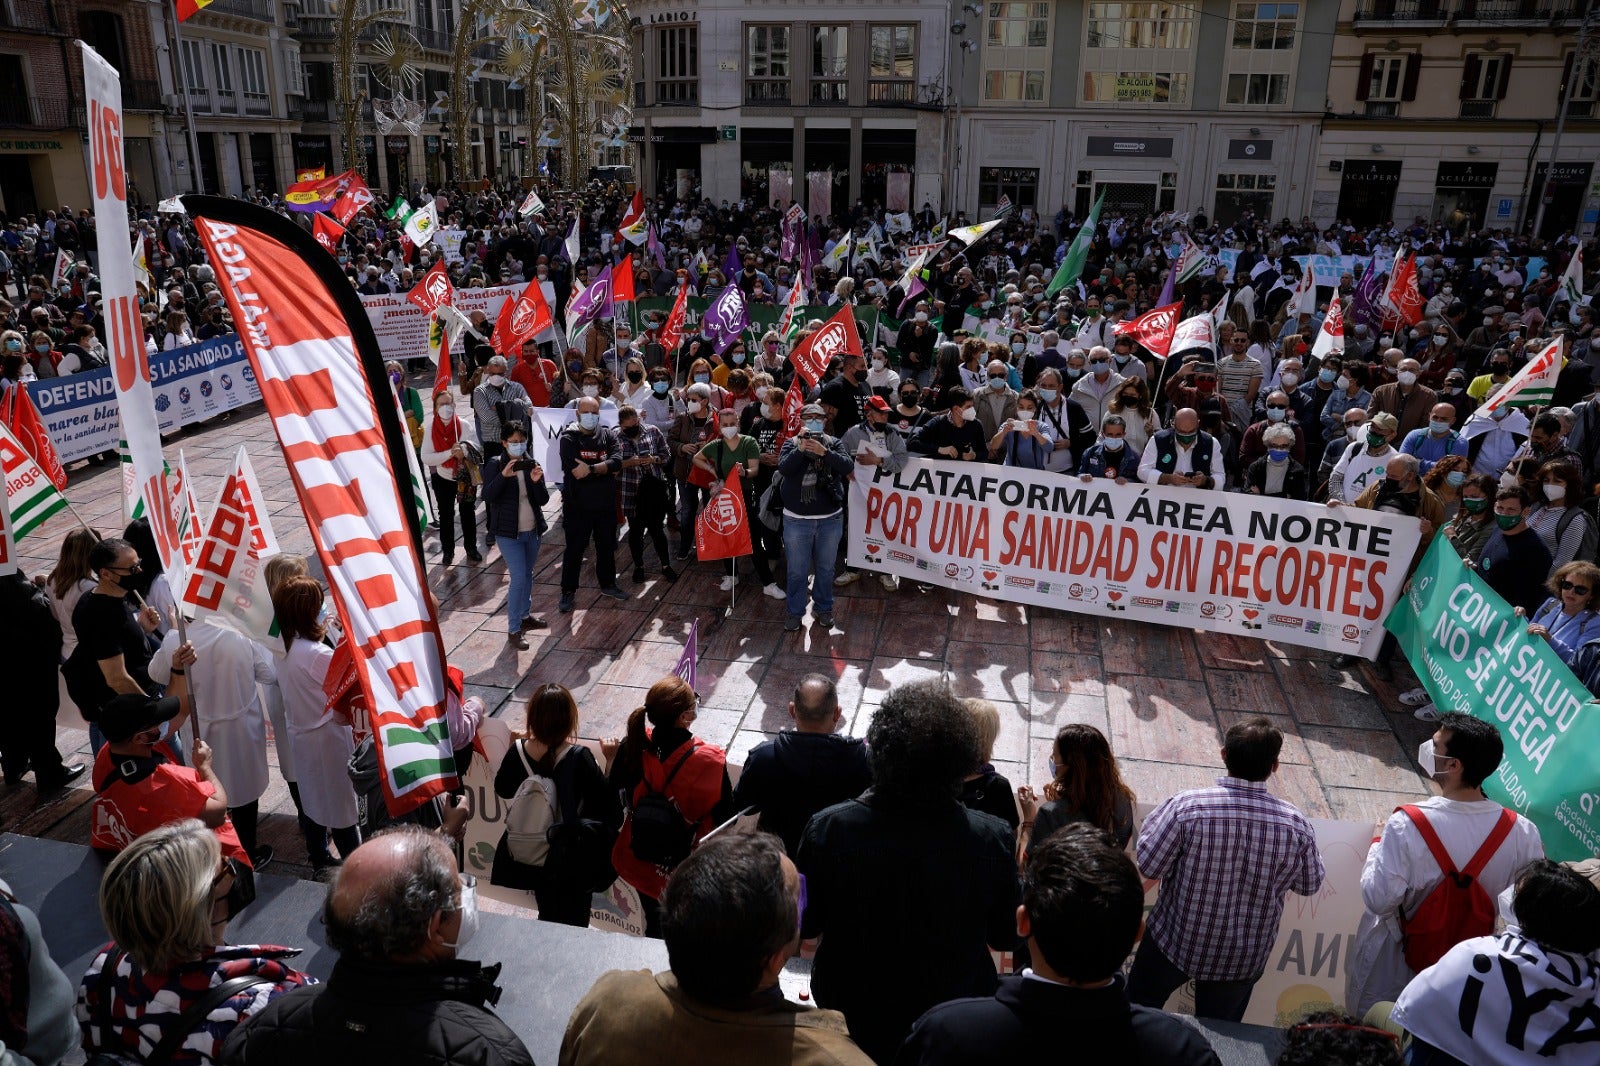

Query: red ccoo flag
left=611, top=255, right=635, bottom=305
left=659, top=283, right=689, bottom=363
left=3, top=383, right=67, bottom=490
left=788, top=304, right=861, bottom=388
left=1113, top=300, right=1184, bottom=360
left=432, top=320, right=453, bottom=397
left=1382, top=251, right=1425, bottom=328
left=408, top=258, right=454, bottom=315
left=312, top=213, right=345, bottom=255
left=490, top=283, right=553, bottom=356
left=694, top=464, right=753, bottom=562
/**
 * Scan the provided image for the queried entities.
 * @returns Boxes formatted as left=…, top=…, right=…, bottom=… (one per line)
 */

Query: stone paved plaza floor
left=0, top=389, right=1437, bottom=877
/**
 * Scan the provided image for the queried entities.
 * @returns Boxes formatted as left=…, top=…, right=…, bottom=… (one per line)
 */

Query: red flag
left=176, top=0, right=214, bottom=22
left=659, top=283, right=689, bottom=359
left=1382, top=252, right=1425, bottom=327
left=1112, top=300, right=1184, bottom=360
left=3, top=384, right=66, bottom=490
left=490, top=284, right=553, bottom=356
left=312, top=213, right=345, bottom=255
left=612, top=256, right=635, bottom=305
left=775, top=377, right=806, bottom=451
left=408, top=259, right=454, bottom=314
left=432, top=320, right=453, bottom=396
left=788, top=304, right=860, bottom=388
left=694, top=464, right=753, bottom=562
left=616, top=190, right=647, bottom=245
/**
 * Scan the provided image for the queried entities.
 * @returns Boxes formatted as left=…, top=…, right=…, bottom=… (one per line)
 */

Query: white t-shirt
left=1331, top=442, right=1397, bottom=503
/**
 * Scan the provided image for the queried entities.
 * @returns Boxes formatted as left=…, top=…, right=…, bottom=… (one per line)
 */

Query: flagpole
left=165, top=0, right=206, bottom=195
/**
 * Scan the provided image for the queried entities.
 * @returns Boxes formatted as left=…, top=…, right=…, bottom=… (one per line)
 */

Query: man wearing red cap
left=834, top=395, right=909, bottom=591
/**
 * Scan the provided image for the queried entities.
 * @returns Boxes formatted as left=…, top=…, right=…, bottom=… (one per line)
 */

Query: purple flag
left=1349, top=254, right=1384, bottom=334
left=647, top=224, right=666, bottom=270
left=780, top=204, right=803, bottom=262
left=1157, top=262, right=1176, bottom=308
left=565, top=263, right=613, bottom=342
left=673, top=618, right=698, bottom=692
left=723, top=242, right=742, bottom=281
left=703, top=282, right=749, bottom=355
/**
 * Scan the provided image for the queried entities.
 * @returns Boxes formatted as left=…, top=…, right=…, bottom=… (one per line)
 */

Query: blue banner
left=33, top=335, right=262, bottom=465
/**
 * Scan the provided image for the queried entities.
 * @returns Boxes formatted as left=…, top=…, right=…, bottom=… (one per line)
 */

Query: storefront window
left=1213, top=172, right=1276, bottom=225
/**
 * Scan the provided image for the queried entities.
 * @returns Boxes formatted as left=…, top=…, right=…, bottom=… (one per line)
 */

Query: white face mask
left=437, top=405, right=455, bottom=421
left=1416, top=738, right=1456, bottom=780
left=1335, top=375, right=1351, bottom=391
left=582, top=385, right=600, bottom=398
left=441, top=875, right=478, bottom=950
left=487, top=374, right=506, bottom=387
left=721, top=425, right=738, bottom=438
left=1497, top=883, right=1518, bottom=929
left=1397, top=371, right=1418, bottom=387
left=1544, top=482, right=1566, bottom=501
left=687, top=400, right=703, bottom=415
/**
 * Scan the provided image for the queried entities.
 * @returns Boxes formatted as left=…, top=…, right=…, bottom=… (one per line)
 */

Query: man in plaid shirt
left=1127, top=716, right=1325, bottom=1022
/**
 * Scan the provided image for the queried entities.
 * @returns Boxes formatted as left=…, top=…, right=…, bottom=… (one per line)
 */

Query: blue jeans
left=495, top=529, right=542, bottom=633
left=783, top=512, right=842, bottom=618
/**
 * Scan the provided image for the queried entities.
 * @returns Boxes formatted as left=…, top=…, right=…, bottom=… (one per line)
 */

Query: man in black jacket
left=797, top=680, right=1019, bottom=1064
left=222, top=824, right=534, bottom=1066
left=896, top=824, right=1220, bottom=1066
left=558, top=396, right=628, bottom=613
left=732, top=673, right=870, bottom=856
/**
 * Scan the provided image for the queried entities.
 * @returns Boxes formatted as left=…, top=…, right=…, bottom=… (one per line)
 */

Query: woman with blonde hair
left=957, top=698, right=1019, bottom=831
left=48, top=525, right=100, bottom=657
left=271, top=576, right=360, bottom=872
left=490, top=682, right=622, bottom=925
left=77, top=819, right=314, bottom=1064
left=1016, top=724, right=1136, bottom=859
left=605, top=675, right=733, bottom=937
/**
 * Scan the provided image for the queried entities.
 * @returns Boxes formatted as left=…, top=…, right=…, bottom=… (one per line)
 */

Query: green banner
left=1385, top=537, right=1600, bottom=861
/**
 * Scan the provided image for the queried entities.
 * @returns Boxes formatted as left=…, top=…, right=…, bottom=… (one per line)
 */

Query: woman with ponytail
left=605, top=674, right=733, bottom=936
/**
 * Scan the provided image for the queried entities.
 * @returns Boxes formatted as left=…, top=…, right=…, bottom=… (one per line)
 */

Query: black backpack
left=628, top=744, right=697, bottom=868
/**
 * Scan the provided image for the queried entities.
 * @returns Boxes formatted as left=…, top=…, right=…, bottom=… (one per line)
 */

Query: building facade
left=0, top=0, right=167, bottom=215
left=949, top=1, right=1338, bottom=223
left=143, top=0, right=303, bottom=197
left=627, top=0, right=948, bottom=212
left=1317, top=0, right=1599, bottom=239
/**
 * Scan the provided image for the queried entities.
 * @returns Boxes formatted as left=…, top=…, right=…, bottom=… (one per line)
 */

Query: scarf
left=431, top=411, right=461, bottom=473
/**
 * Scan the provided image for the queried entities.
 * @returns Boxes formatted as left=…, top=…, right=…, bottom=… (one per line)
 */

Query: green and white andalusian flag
left=1481, top=337, right=1563, bottom=413
left=1046, top=192, right=1104, bottom=298
left=1553, top=247, right=1585, bottom=322
left=0, top=422, right=67, bottom=539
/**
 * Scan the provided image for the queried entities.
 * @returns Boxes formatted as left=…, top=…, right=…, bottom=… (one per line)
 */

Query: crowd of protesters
left=1, top=179, right=1598, bottom=1066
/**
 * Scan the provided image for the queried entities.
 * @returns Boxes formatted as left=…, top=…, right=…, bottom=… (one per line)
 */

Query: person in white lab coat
left=271, top=575, right=361, bottom=871
left=149, top=615, right=277, bottom=868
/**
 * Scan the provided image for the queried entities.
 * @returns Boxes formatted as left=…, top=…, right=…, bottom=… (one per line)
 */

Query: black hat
left=100, top=692, right=181, bottom=744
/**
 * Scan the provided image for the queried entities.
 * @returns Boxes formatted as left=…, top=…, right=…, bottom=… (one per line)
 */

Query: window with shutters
left=1564, top=52, right=1599, bottom=119
left=1458, top=53, right=1508, bottom=118
left=656, top=26, right=699, bottom=104
left=1358, top=53, right=1415, bottom=116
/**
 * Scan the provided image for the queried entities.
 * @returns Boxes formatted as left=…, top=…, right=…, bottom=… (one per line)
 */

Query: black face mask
left=622, top=425, right=641, bottom=438
left=900, top=394, right=918, bottom=406
left=626, top=370, right=643, bottom=383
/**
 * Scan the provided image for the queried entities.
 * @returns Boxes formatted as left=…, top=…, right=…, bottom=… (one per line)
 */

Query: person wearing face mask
left=1433, top=470, right=1499, bottom=569
left=223, top=823, right=529, bottom=1066
left=1460, top=305, right=1506, bottom=368
left=558, top=397, right=628, bottom=613
left=1071, top=297, right=1113, bottom=350
left=895, top=309, right=937, bottom=386
left=1397, top=402, right=1469, bottom=475
left=671, top=382, right=720, bottom=560
left=1369, top=355, right=1437, bottom=439
left=684, top=355, right=729, bottom=409
left=506, top=339, right=559, bottom=408
left=1238, top=389, right=1307, bottom=473
left=481, top=423, right=551, bottom=645
left=471, top=355, right=534, bottom=462
left=1509, top=412, right=1583, bottom=472
left=863, top=345, right=901, bottom=400
left=1244, top=423, right=1309, bottom=500
left=820, top=350, right=871, bottom=436
left=1522, top=459, right=1597, bottom=571
left=1077, top=414, right=1142, bottom=484
left=80, top=819, right=317, bottom=1066
left=271, top=577, right=363, bottom=867
left=1344, top=714, right=1544, bottom=1020
left=1434, top=369, right=1475, bottom=424
left=1068, top=344, right=1124, bottom=432
left=615, top=404, right=677, bottom=584
left=970, top=358, right=1021, bottom=444
left=985, top=388, right=1055, bottom=471
left=892, top=382, right=930, bottom=434
left=62, top=537, right=167, bottom=756
left=1336, top=453, right=1443, bottom=589
left=1328, top=411, right=1400, bottom=504
left=1414, top=324, right=1460, bottom=390
left=1459, top=385, right=1530, bottom=477
left=615, top=355, right=651, bottom=409
left=1103, top=375, right=1159, bottom=455
left=710, top=342, right=750, bottom=389
left=778, top=402, right=856, bottom=632
left=563, top=368, right=618, bottom=411
left=694, top=407, right=773, bottom=594
left=1137, top=401, right=1225, bottom=489
left=1471, top=487, right=1555, bottom=616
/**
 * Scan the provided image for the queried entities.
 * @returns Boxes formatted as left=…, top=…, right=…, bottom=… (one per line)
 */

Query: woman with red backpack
left=605, top=675, right=733, bottom=938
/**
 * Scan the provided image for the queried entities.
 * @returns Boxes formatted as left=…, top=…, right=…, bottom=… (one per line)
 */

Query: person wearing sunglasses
left=1515, top=561, right=1600, bottom=668
left=63, top=537, right=165, bottom=755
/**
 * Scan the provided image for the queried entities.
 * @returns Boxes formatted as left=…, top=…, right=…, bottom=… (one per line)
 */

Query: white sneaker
left=879, top=573, right=900, bottom=591
left=834, top=571, right=862, bottom=586
left=1413, top=703, right=1440, bottom=722
left=719, top=575, right=737, bottom=591
left=763, top=582, right=785, bottom=600
left=1398, top=687, right=1430, bottom=707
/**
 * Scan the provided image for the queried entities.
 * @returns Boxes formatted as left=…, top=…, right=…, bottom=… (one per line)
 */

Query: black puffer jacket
left=220, top=956, right=534, bottom=1066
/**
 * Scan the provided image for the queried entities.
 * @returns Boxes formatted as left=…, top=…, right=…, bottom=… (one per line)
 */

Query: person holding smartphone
left=481, top=423, right=550, bottom=649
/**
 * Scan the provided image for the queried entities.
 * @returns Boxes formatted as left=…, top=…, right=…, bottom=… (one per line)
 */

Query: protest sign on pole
left=674, top=618, right=698, bottom=693
left=84, top=43, right=186, bottom=591
left=181, top=447, right=281, bottom=645
left=848, top=459, right=1422, bottom=657
left=188, top=194, right=457, bottom=817
left=1385, top=538, right=1600, bottom=861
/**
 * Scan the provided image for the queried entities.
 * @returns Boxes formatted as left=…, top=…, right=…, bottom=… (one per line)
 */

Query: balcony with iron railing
left=868, top=80, right=914, bottom=104
left=0, top=92, right=69, bottom=129
left=1353, top=0, right=1575, bottom=21
left=243, top=92, right=272, bottom=115
left=745, top=79, right=791, bottom=104
left=204, top=0, right=275, bottom=21
left=655, top=80, right=698, bottom=105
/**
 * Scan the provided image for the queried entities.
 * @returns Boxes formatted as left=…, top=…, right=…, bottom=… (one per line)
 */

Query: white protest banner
left=848, top=459, right=1422, bottom=657
left=84, top=43, right=185, bottom=589
left=181, top=447, right=281, bottom=645
left=459, top=717, right=648, bottom=935
left=525, top=407, right=619, bottom=487
left=360, top=283, right=526, bottom=362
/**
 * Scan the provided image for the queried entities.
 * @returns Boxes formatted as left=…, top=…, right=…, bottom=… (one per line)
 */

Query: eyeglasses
left=109, top=562, right=143, bottom=574
left=1561, top=580, right=1591, bottom=595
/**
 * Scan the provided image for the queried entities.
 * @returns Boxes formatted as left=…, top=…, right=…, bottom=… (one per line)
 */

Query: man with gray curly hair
left=221, top=825, right=533, bottom=1066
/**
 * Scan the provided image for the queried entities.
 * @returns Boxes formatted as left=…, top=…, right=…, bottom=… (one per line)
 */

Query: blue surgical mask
left=1265, top=407, right=1286, bottom=422
left=1038, top=388, right=1058, bottom=403
left=505, top=441, right=527, bottom=457
left=1066, top=367, right=1083, bottom=379
left=804, top=419, right=825, bottom=434
left=1429, top=419, right=1452, bottom=435
left=578, top=412, right=599, bottom=430
left=1011, top=342, right=1025, bottom=354
left=3, top=339, right=19, bottom=352
left=1267, top=448, right=1290, bottom=463
left=988, top=377, right=1007, bottom=391
left=1446, top=470, right=1467, bottom=487
left=652, top=380, right=670, bottom=395
left=694, top=373, right=710, bottom=384
left=731, top=352, right=746, bottom=364
left=1102, top=437, right=1125, bottom=452
left=1318, top=368, right=1337, bottom=384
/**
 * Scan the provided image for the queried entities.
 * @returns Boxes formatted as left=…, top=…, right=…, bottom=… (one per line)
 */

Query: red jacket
left=91, top=741, right=249, bottom=865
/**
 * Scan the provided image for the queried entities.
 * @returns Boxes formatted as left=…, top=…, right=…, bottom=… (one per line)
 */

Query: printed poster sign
left=1386, top=538, right=1600, bottom=862
left=847, top=458, right=1422, bottom=657
left=360, top=282, right=526, bottom=362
